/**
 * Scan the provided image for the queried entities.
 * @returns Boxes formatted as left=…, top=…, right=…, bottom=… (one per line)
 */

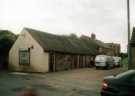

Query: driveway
left=0, top=67, right=126, bottom=96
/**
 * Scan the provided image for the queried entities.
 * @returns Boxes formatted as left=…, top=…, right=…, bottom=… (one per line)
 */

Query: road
left=0, top=67, right=127, bottom=96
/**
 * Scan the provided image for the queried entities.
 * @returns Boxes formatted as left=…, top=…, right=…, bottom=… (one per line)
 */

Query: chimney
left=91, top=33, right=96, bottom=40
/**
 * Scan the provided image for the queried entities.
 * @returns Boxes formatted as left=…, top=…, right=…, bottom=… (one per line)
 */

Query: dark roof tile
left=24, top=28, right=107, bottom=55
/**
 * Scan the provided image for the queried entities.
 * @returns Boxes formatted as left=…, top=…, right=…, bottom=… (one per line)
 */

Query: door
left=49, top=53, right=54, bottom=72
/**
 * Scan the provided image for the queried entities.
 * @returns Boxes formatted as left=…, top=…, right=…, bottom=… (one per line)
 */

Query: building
left=106, top=43, right=121, bottom=56
left=84, top=33, right=112, bottom=55
left=90, top=33, right=121, bottom=56
left=130, top=27, right=135, bottom=68
left=9, top=28, right=121, bottom=72
left=9, top=28, right=99, bottom=73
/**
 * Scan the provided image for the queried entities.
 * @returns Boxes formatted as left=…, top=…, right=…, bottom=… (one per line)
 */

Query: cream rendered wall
left=9, top=29, right=49, bottom=72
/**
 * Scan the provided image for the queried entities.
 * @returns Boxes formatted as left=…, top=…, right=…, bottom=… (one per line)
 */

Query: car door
left=129, top=75, right=135, bottom=96
left=116, top=76, right=133, bottom=96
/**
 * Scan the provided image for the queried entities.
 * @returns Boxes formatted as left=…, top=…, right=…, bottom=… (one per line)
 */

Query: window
left=19, top=48, right=30, bottom=65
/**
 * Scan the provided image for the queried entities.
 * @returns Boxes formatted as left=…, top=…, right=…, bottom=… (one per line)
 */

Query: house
left=92, top=36, right=121, bottom=56
left=106, top=43, right=121, bottom=56
left=81, top=33, right=112, bottom=55
left=9, top=28, right=121, bottom=72
left=9, top=28, right=99, bottom=73
left=92, top=39, right=111, bottom=55
left=130, top=27, right=135, bottom=68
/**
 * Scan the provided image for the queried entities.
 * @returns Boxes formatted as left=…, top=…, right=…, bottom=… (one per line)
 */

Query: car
left=113, top=56, right=121, bottom=67
left=101, top=70, right=135, bottom=96
left=95, top=55, right=115, bottom=69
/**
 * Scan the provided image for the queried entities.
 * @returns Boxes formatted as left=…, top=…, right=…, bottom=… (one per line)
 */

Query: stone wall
left=49, top=53, right=94, bottom=72
left=55, top=54, right=72, bottom=71
left=131, top=47, right=135, bottom=68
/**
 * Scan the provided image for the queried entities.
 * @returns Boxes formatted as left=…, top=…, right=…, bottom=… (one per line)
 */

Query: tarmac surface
left=0, top=67, right=126, bottom=96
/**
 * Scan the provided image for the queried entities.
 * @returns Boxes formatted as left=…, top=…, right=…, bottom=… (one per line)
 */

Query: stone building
left=106, top=43, right=121, bottom=56
left=9, top=28, right=121, bottom=72
left=90, top=33, right=111, bottom=55
left=9, top=28, right=99, bottom=72
left=130, top=27, right=135, bottom=68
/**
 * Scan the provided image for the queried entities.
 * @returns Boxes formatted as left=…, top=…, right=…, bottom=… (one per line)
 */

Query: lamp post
left=127, top=0, right=131, bottom=69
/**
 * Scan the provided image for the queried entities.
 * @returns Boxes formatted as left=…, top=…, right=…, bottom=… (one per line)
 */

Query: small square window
left=19, top=48, right=30, bottom=65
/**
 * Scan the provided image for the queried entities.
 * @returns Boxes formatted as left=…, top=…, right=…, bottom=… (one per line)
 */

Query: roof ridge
left=23, top=27, right=98, bottom=55
left=24, top=27, right=62, bottom=37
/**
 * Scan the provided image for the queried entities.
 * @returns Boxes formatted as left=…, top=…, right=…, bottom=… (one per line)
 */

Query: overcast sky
left=0, top=0, right=135, bottom=52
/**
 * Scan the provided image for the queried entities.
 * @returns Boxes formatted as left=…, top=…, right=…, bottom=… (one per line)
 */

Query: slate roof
left=24, top=28, right=108, bottom=55
left=93, top=39, right=110, bottom=49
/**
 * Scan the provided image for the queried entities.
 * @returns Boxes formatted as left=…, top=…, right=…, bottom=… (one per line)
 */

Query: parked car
left=101, top=70, right=135, bottom=96
left=95, top=55, right=115, bottom=69
left=113, top=56, right=121, bottom=67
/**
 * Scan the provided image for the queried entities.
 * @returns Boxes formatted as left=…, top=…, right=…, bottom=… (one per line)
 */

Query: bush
left=0, top=30, right=17, bottom=69
left=121, top=57, right=128, bottom=68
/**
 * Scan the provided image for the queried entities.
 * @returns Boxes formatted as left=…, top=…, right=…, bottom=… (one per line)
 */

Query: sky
left=0, top=0, right=135, bottom=52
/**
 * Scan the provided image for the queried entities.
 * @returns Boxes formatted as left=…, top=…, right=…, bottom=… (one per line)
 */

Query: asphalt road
left=0, top=67, right=127, bottom=96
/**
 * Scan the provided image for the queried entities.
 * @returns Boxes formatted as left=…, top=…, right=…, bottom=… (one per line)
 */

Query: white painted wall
left=9, top=29, right=49, bottom=72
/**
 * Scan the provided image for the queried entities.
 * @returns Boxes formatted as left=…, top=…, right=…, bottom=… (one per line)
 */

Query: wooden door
left=49, top=53, right=55, bottom=72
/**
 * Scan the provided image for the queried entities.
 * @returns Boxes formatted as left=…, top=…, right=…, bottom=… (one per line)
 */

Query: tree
left=120, top=52, right=128, bottom=59
left=0, top=30, right=17, bottom=69
left=69, top=33, right=78, bottom=39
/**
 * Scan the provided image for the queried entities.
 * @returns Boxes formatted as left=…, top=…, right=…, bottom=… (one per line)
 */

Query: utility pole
left=127, top=0, right=131, bottom=69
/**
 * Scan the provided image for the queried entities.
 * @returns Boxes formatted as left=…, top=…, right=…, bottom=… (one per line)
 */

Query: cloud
left=0, top=0, right=134, bottom=52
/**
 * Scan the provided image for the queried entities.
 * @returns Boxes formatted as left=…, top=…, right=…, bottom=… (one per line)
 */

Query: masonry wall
left=9, top=29, right=95, bottom=73
left=49, top=53, right=94, bottom=72
left=55, top=54, right=72, bottom=71
left=9, top=29, right=49, bottom=73
left=131, top=47, right=135, bottom=68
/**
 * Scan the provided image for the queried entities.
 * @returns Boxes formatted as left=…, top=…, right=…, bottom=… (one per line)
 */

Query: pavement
left=0, top=67, right=127, bottom=96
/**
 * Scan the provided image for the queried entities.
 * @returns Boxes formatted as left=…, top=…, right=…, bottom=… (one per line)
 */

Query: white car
left=95, top=55, right=115, bottom=69
left=113, top=56, right=121, bottom=67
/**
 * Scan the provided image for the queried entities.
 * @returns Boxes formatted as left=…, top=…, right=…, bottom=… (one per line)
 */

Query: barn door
left=49, top=53, right=55, bottom=72
left=79, top=56, right=83, bottom=68
left=73, top=55, right=78, bottom=68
